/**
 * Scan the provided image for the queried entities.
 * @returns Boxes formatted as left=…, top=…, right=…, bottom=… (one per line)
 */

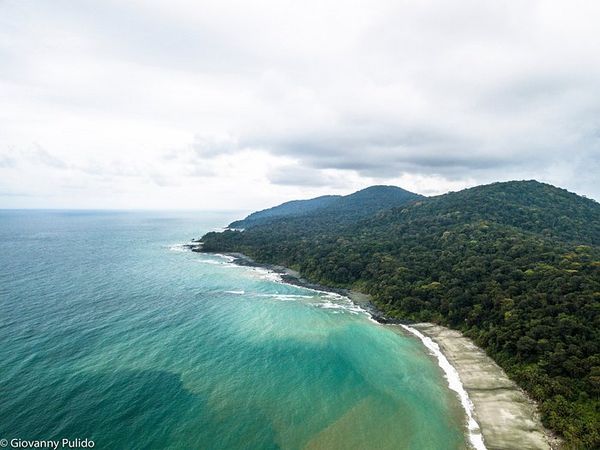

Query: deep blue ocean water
left=0, top=210, right=467, bottom=449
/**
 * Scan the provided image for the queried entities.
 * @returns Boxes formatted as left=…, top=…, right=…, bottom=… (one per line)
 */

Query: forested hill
left=200, top=180, right=600, bottom=448
left=229, top=185, right=422, bottom=229
left=229, top=195, right=341, bottom=228
left=379, top=180, right=600, bottom=245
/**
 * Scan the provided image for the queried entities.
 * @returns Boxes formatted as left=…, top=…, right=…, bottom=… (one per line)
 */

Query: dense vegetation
left=229, top=194, right=341, bottom=228
left=229, top=185, right=422, bottom=229
left=201, top=180, right=600, bottom=449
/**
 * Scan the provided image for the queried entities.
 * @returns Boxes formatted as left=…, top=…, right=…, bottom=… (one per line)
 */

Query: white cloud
left=1, top=0, right=599, bottom=209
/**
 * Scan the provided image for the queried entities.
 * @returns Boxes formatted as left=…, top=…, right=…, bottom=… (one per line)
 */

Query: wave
left=400, top=325, right=486, bottom=450
left=247, top=266, right=283, bottom=282
left=167, top=243, right=189, bottom=252
left=213, top=253, right=236, bottom=262
left=166, top=244, right=236, bottom=263
left=315, top=299, right=365, bottom=315
left=259, top=275, right=377, bottom=320
left=258, top=294, right=315, bottom=299
left=257, top=290, right=370, bottom=316
left=195, top=259, right=237, bottom=267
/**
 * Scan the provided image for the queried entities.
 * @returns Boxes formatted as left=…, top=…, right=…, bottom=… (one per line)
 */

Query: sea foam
left=168, top=243, right=188, bottom=252
left=400, top=325, right=486, bottom=450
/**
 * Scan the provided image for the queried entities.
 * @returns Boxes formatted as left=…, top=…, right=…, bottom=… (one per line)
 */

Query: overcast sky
left=1, top=0, right=599, bottom=210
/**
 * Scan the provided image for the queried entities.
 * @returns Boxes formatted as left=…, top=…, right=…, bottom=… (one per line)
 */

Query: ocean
left=0, top=210, right=468, bottom=449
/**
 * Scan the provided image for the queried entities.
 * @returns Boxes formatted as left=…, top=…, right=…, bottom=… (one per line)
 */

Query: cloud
left=267, top=164, right=353, bottom=188
left=1, top=0, right=600, bottom=208
left=191, top=134, right=240, bottom=158
left=0, top=154, right=16, bottom=168
left=30, top=144, right=69, bottom=169
left=0, top=145, right=68, bottom=169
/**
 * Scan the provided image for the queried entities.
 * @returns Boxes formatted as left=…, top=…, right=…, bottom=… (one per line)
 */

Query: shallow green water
left=0, top=210, right=467, bottom=449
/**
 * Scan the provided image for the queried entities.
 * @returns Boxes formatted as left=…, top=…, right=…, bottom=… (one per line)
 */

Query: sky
left=1, top=0, right=599, bottom=210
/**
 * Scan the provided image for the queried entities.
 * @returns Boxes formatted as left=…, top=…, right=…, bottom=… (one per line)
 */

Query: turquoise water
left=0, top=210, right=467, bottom=449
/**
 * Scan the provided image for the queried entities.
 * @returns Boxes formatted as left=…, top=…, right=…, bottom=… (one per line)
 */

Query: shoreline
left=406, top=324, right=558, bottom=450
left=192, top=247, right=557, bottom=449
left=194, top=249, right=395, bottom=323
left=400, top=324, right=485, bottom=450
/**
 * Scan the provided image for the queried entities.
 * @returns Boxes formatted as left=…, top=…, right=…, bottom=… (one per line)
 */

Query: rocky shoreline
left=198, top=248, right=396, bottom=324
left=185, top=241, right=389, bottom=319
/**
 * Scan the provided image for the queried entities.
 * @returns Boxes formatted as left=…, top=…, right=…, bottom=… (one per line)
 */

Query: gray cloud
left=191, top=135, right=239, bottom=158
left=1, top=0, right=600, bottom=207
left=0, top=145, right=68, bottom=170
left=30, top=145, right=69, bottom=169
left=239, top=82, right=600, bottom=188
left=267, top=164, right=352, bottom=188
left=0, top=154, right=16, bottom=168
left=0, top=191, right=34, bottom=197
left=239, top=122, right=548, bottom=179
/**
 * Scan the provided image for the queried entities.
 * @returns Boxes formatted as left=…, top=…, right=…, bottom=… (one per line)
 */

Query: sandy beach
left=404, top=323, right=558, bottom=450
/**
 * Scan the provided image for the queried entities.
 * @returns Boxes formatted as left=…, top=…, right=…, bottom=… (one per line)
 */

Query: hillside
left=200, top=180, right=600, bottom=448
left=229, top=195, right=340, bottom=228
left=382, top=180, right=600, bottom=245
left=229, top=185, right=422, bottom=229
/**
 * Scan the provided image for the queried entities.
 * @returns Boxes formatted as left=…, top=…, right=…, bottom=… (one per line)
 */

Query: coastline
left=190, top=248, right=392, bottom=322
left=400, top=324, right=485, bottom=450
left=406, top=324, right=558, bottom=450
left=193, top=248, right=557, bottom=450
